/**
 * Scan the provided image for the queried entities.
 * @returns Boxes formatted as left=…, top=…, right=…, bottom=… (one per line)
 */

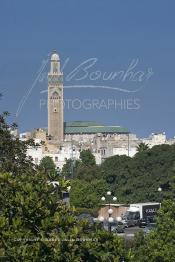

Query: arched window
left=52, top=91, right=59, bottom=99
left=53, top=62, right=58, bottom=73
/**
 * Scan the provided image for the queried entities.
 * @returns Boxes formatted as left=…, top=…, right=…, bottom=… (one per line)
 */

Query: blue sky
left=0, top=0, right=175, bottom=137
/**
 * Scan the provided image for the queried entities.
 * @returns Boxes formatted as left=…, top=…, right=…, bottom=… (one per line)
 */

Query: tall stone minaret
left=48, top=51, right=64, bottom=142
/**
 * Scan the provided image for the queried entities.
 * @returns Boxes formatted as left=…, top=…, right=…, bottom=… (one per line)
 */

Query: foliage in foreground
left=132, top=200, right=175, bottom=262
left=0, top=169, right=128, bottom=261
left=0, top=112, right=127, bottom=261
left=1, top=112, right=175, bottom=261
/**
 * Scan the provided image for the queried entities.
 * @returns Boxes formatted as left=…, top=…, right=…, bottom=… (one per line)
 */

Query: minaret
left=48, top=51, right=64, bottom=142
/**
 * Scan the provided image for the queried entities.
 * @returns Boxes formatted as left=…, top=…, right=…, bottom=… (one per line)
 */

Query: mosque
left=20, top=51, right=169, bottom=169
left=47, top=51, right=129, bottom=141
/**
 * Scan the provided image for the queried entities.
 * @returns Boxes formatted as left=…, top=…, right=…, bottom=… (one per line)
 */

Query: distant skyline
left=0, top=0, right=175, bottom=138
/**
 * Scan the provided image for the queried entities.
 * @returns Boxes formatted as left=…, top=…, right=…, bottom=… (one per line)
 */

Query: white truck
left=122, top=202, right=161, bottom=227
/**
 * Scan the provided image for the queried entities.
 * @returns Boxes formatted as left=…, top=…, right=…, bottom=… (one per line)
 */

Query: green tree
left=0, top=113, right=128, bottom=261
left=0, top=112, right=35, bottom=174
left=101, top=144, right=175, bottom=203
left=77, top=230, right=128, bottom=262
left=0, top=169, right=89, bottom=261
left=70, top=179, right=108, bottom=209
left=39, top=156, right=56, bottom=178
left=0, top=169, right=127, bottom=261
left=80, top=149, right=96, bottom=166
left=62, top=150, right=101, bottom=181
left=75, top=164, right=102, bottom=181
left=136, top=142, right=149, bottom=153
left=62, top=158, right=80, bottom=179
left=133, top=200, right=175, bottom=262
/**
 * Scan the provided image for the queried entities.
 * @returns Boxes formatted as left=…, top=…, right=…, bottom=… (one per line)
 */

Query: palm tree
left=136, top=142, right=149, bottom=153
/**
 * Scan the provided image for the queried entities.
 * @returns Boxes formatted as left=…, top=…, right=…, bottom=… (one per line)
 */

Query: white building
left=23, top=131, right=175, bottom=170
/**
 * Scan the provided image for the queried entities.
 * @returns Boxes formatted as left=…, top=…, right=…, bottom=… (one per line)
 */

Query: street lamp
left=108, top=217, right=114, bottom=223
left=100, top=191, right=117, bottom=232
left=99, top=216, right=105, bottom=222
left=116, top=216, right=122, bottom=222
left=108, top=208, right=113, bottom=215
left=157, top=186, right=163, bottom=204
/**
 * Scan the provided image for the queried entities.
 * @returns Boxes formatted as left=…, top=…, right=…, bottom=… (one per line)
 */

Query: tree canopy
left=79, top=149, right=96, bottom=167
left=1, top=112, right=175, bottom=261
left=64, top=143, right=175, bottom=224
left=0, top=112, right=35, bottom=175
left=39, top=156, right=57, bottom=178
left=0, top=113, right=127, bottom=261
left=132, top=200, right=175, bottom=262
left=136, top=142, right=149, bottom=153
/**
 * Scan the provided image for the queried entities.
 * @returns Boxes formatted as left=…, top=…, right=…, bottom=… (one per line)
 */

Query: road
left=115, top=226, right=144, bottom=239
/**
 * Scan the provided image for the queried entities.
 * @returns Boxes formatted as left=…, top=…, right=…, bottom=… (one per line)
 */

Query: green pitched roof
left=64, top=121, right=103, bottom=128
left=64, top=121, right=129, bottom=134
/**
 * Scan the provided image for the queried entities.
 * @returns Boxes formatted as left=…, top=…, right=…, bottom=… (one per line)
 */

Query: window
left=55, top=156, right=58, bottom=162
left=52, top=91, right=59, bottom=99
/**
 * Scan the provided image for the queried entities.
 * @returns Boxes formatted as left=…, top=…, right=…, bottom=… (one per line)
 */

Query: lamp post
left=101, top=191, right=117, bottom=232
left=158, top=186, right=162, bottom=204
left=70, top=138, right=76, bottom=179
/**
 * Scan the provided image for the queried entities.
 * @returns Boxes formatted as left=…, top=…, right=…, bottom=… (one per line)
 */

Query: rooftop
left=64, top=121, right=102, bottom=127
left=64, top=121, right=129, bottom=134
left=36, top=121, right=129, bottom=135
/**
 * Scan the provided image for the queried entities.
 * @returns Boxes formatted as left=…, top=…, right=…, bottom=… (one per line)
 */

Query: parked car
left=138, top=218, right=147, bottom=228
left=112, top=222, right=125, bottom=234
